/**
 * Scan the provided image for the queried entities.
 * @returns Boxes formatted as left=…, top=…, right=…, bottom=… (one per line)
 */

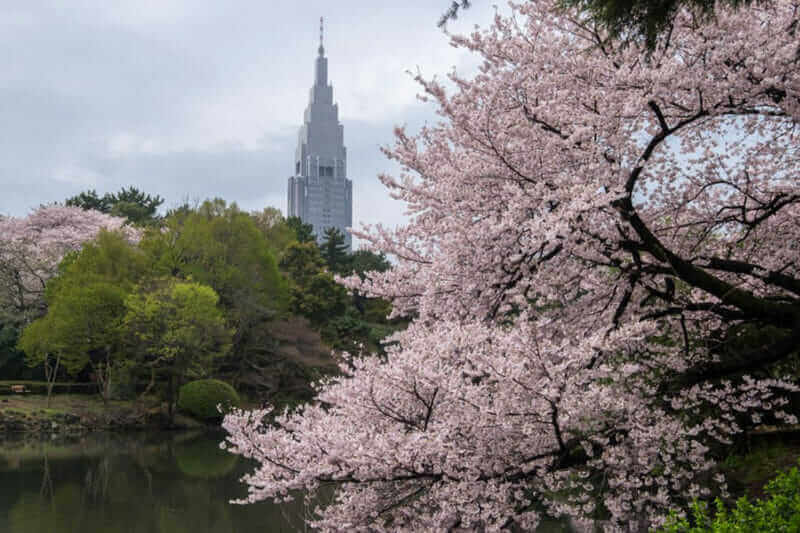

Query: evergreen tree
left=108, top=186, right=164, bottom=225
left=320, top=227, right=349, bottom=274
left=65, top=186, right=163, bottom=225
left=286, top=216, right=315, bottom=244
left=65, top=189, right=112, bottom=213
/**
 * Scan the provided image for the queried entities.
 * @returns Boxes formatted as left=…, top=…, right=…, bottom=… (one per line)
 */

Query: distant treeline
left=0, top=188, right=400, bottom=411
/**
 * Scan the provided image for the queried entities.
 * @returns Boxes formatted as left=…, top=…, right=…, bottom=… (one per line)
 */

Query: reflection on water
left=0, top=431, right=314, bottom=533
left=0, top=431, right=586, bottom=532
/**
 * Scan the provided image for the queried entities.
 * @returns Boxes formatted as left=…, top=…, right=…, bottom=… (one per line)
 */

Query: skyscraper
left=287, top=18, right=352, bottom=249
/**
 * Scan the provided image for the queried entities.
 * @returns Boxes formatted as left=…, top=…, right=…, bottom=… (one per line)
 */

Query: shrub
left=657, top=461, right=800, bottom=532
left=177, top=379, right=239, bottom=421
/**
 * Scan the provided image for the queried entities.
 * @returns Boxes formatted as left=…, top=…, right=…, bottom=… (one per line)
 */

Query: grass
left=0, top=392, right=157, bottom=418
left=1, top=391, right=210, bottom=437
left=2, top=406, right=66, bottom=417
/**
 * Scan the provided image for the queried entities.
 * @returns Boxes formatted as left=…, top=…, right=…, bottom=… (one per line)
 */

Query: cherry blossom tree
left=225, top=1, right=800, bottom=530
left=0, top=205, right=138, bottom=321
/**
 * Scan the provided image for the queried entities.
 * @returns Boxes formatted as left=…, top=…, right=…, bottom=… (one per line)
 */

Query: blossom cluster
left=226, top=1, right=800, bottom=530
left=0, top=205, right=138, bottom=316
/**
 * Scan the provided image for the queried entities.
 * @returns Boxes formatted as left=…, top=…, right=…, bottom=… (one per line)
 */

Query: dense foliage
left=0, top=205, right=138, bottom=321
left=141, top=199, right=290, bottom=394
left=2, top=196, right=396, bottom=412
left=178, top=379, right=240, bottom=421
left=320, top=227, right=350, bottom=274
left=66, top=186, right=164, bottom=226
left=122, top=279, right=233, bottom=417
left=0, top=209, right=139, bottom=403
left=225, top=1, right=800, bottom=530
left=280, top=238, right=394, bottom=354
left=658, top=461, right=800, bottom=532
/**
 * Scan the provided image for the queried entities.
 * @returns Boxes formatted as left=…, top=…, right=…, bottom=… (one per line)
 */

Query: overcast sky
left=0, top=1, right=500, bottom=238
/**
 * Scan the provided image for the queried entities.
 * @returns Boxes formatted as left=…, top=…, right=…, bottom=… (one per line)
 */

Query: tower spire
left=318, top=17, right=324, bottom=56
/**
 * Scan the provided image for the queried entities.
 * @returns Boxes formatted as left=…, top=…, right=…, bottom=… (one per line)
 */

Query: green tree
left=286, top=216, right=315, bottom=244
left=56, top=282, right=129, bottom=403
left=347, top=249, right=391, bottom=278
left=279, top=241, right=396, bottom=350
left=20, top=230, right=149, bottom=403
left=64, top=189, right=111, bottom=212
left=250, top=207, right=297, bottom=260
left=17, top=315, right=70, bottom=406
left=279, top=242, right=326, bottom=286
left=142, top=200, right=288, bottom=390
left=280, top=240, right=347, bottom=325
left=280, top=239, right=350, bottom=338
left=144, top=200, right=287, bottom=313
left=45, top=230, right=148, bottom=298
left=290, top=272, right=349, bottom=327
left=320, top=312, right=371, bottom=353
left=108, top=186, right=164, bottom=225
left=65, top=186, right=163, bottom=225
left=121, top=280, right=232, bottom=422
left=320, top=227, right=349, bottom=274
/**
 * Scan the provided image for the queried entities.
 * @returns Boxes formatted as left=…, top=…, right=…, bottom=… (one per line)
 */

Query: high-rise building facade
left=287, top=19, right=352, bottom=249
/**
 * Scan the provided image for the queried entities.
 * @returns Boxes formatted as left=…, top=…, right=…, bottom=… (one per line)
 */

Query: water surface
left=0, top=430, right=579, bottom=532
left=0, top=430, right=313, bottom=533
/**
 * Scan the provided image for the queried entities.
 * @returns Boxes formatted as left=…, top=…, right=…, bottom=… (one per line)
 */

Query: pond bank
left=0, top=393, right=207, bottom=436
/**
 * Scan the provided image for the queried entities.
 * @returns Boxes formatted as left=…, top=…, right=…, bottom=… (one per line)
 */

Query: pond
left=0, top=430, right=581, bottom=532
left=0, top=430, right=313, bottom=533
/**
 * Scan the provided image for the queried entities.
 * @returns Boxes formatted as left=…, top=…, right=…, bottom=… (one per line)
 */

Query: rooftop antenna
left=318, top=17, right=324, bottom=56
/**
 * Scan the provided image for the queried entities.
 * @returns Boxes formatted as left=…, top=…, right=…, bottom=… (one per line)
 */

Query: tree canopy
left=0, top=206, right=137, bottom=321
left=286, top=216, right=316, bottom=244
left=20, top=230, right=149, bottom=402
left=250, top=207, right=296, bottom=260
left=441, top=0, right=760, bottom=46
left=319, top=227, right=349, bottom=274
left=66, top=186, right=164, bottom=225
left=122, top=279, right=232, bottom=418
left=141, top=199, right=290, bottom=393
left=122, top=280, right=232, bottom=379
left=142, top=199, right=288, bottom=315
left=225, top=1, right=800, bottom=530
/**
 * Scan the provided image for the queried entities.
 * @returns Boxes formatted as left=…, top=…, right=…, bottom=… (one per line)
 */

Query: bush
left=177, top=379, right=239, bottom=421
left=657, top=461, right=800, bottom=532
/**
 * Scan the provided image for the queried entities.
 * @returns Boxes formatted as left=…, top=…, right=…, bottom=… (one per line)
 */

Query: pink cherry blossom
left=0, top=205, right=139, bottom=318
left=225, top=1, right=800, bottom=530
